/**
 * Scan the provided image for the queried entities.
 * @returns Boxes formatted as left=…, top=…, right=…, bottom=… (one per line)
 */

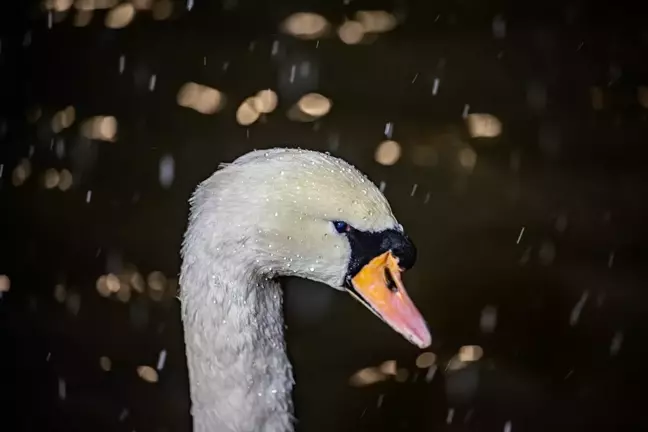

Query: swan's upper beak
left=346, top=250, right=432, bottom=349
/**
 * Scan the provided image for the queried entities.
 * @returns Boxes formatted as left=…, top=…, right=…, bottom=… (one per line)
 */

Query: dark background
left=2, top=0, right=648, bottom=431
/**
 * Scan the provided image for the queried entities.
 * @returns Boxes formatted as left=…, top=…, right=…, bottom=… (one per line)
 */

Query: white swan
left=180, top=148, right=431, bottom=432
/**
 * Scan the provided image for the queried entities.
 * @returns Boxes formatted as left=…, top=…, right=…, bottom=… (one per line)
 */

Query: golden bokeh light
left=458, top=345, right=483, bottom=362
left=281, top=12, right=329, bottom=40
left=458, top=147, right=478, bottom=171
left=74, top=0, right=94, bottom=10
left=355, top=11, right=397, bottom=33
left=415, top=352, right=437, bottom=369
left=81, top=116, right=118, bottom=141
left=297, top=93, right=331, bottom=117
left=338, top=21, right=365, bottom=45
left=349, top=367, right=387, bottom=387
left=99, top=356, right=112, bottom=371
left=411, top=144, right=438, bottom=167
left=117, top=284, right=131, bottom=302
left=466, top=113, right=502, bottom=138
left=12, top=159, right=32, bottom=187
left=375, top=140, right=401, bottom=166
left=137, top=365, right=159, bottom=383
left=130, top=272, right=145, bottom=293
left=0, top=275, right=10, bottom=293
left=236, top=97, right=260, bottom=126
left=45, top=0, right=73, bottom=12
left=379, top=360, right=397, bottom=376
left=54, top=284, right=67, bottom=303
left=253, top=89, right=278, bottom=114
left=147, top=271, right=167, bottom=292
left=73, top=9, right=93, bottom=26
left=44, top=168, right=60, bottom=189
left=105, top=3, right=136, bottom=29
left=130, top=0, right=153, bottom=10
left=58, top=169, right=73, bottom=191
left=152, top=0, right=173, bottom=20
left=177, top=82, right=225, bottom=115
left=96, top=275, right=111, bottom=297
left=106, top=273, right=121, bottom=293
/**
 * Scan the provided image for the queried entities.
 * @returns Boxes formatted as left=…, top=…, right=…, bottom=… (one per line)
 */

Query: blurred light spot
left=384, top=122, right=394, bottom=138
left=458, top=147, right=477, bottom=171
left=236, top=97, right=260, bottom=126
left=379, top=360, right=396, bottom=376
left=131, top=0, right=153, bottom=10
left=638, top=86, right=648, bottom=108
left=349, top=367, right=386, bottom=387
left=58, top=169, right=73, bottom=191
left=281, top=12, right=328, bottom=40
left=608, top=250, right=615, bottom=268
left=81, top=116, right=118, bottom=141
left=447, top=356, right=466, bottom=371
left=374, top=140, right=401, bottom=166
left=149, top=74, right=157, bottom=91
left=297, top=93, right=331, bottom=118
left=492, top=15, right=506, bottom=38
left=458, top=345, right=483, bottom=362
left=130, top=272, right=145, bottom=293
left=555, top=214, right=568, bottom=233
left=58, top=378, right=66, bottom=400
left=432, top=78, right=440, bottom=95
left=253, top=89, right=278, bottom=114
left=415, top=352, right=436, bottom=368
left=119, top=55, right=125, bottom=73
left=51, top=106, right=76, bottom=133
left=106, top=273, right=120, bottom=293
left=99, top=356, right=112, bottom=371
left=157, top=349, right=167, bottom=370
left=504, top=421, right=512, bottom=432
left=610, top=331, right=623, bottom=356
left=569, top=291, right=589, bottom=326
left=0, top=275, right=10, bottom=292
left=44, top=168, right=60, bottom=189
left=590, top=86, right=604, bottom=110
left=45, top=0, right=73, bottom=12
left=152, top=0, right=173, bottom=20
left=137, top=365, right=159, bottom=383
left=338, top=21, right=364, bottom=45
left=159, top=154, right=175, bottom=188
left=411, top=145, right=438, bottom=167
left=117, top=284, right=131, bottom=302
left=105, top=3, right=135, bottom=28
left=65, top=292, right=81, bottom=315
left=355, top=11, right=397, bottom=33
left=538, top=240, right=556, bottom=265
left=12, top=159, right=32, bottom=186
left=147, top=271, right=167, bottom=293
left=466, top=113, right=502, bottom=138
left=480, top=305, right=497, bottom=333
left=96, top=275, right=111, bottom=297
left=527, top=82, right=547, bottom=110
left=86, top=190, right=92, bottom=203
left=54, top=284, right=67, bottom=302
left=446, top=408, right=455, bottom=424
left=177, top=82, right=225, bottom=115
left=395, top=368, right=409, bottom=382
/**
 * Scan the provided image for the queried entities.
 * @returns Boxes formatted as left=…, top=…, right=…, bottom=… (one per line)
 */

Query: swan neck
left=180, top=251, right=294, bottom=432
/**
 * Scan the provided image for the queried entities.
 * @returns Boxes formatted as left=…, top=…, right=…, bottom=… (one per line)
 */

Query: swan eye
left=332, top=221, right=351, bottom=234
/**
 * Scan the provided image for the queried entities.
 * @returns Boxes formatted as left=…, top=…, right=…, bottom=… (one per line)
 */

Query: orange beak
left=347, top=251, right=431, bottom=349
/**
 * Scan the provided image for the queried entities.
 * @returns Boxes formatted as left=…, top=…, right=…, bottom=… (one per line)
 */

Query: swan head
left=190, top=148, right=431, bottom=349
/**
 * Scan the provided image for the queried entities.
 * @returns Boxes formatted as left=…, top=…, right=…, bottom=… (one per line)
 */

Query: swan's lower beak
left=346, top=251, right=432, bottom=349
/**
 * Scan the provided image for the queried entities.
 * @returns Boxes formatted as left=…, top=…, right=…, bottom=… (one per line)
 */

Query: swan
left=179, top=148, right=431, bottom=432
